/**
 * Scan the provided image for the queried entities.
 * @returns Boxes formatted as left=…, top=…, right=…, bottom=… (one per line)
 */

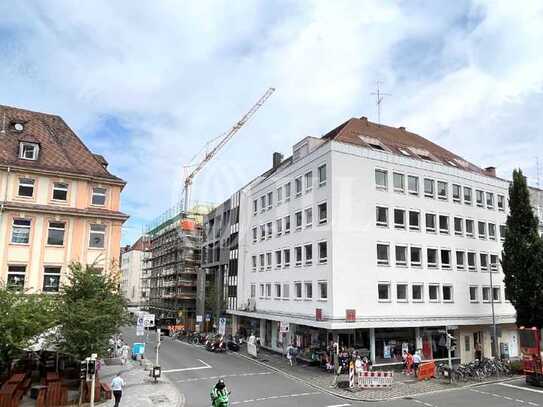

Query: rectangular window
left=469, top=286, right=478, bottom=302
left=437, top=181, right=448, bottom=200
left=486, top=192, right=494, bottom=209
left=408, top=175, right=419, bottom=195
left=463, top=187, right=472, bottom=205
left=304, top=171, right=313, bottom=191
left=283, top=249, right=290, bottom=267
left=466, top=219, right=474, bottom=238
left=250, top=284, right=256, bottom=298
left=284, top=216, right=291, bottom=234
left=267, top=192, right=273, bottom=209
left=393, top=173, right=405, bottom=193
left=410, top=247, right=422, bottom=267
left=490, top=254, right=498, bottom=272
left=318, top=202, right=327, bottom=224
left=276, top=219, right=282, bottom=236
left=375, top=169, right=388, bottom=190
left=480, top=253, right=488, bottom=271
left=439, top=215, right=449, bottom=234
left=395, top=245, right=407, bottom=266
left=18, top=178, right=35, bottom=197
left=43, top=266, right=61, bottom=292
left=266, top=284, right=271, bottom=298
left=394, top=209, right=406, bottom=229
left=252, top=227, right=257, bottom=242
left=7, top=265, right=25, bottom=290
left=47, top=222, right=65, bottom=246
left=276, top=187, right=282, bottom=204
left=442, top=285, right=453, bottom=302
left=452, top=184, right=461, bottom=203
left=412, top=284, right=423, bottom=301
left=427, top=248, right=438, bottom=268
left=478, top=221, right=486, bottom=239
left=52, top=182, right=68, bottom=201
left=19, top=142, right=39, bottom=160
left=304, top=244, right=313, bottom=265
left=377, top=244, right=390, bottom=265
left=295, top=211, right=302, bottom=231
left=295, top=246, right=302, bottom=266
left=493, top=287, right=501, bottom=302
left=482, top=287, right=490, bottom=302
left=318, top=241, right=328, bottom=264
left=295, top=177, right=302, bottom=197
left=260, top=225, right=265, bottom=240
left=260, top=196, right=266, bottom=212
left=285, top=183, right=291, bottom=201
left=441, top=249, right=451, bottom=269
left=497, top=195, right=505, bottom=211
left=409, top=211, right=420, bottom=231
left=318, top=164, right=327, bottom=186
left=476, top=190, right=484, bottom=207
left=424, top=178, right=435, bottom=198
left=266, top=222, right=272, bottom=239
left=425, top=213, right=436, bottom=233
left=467, top=252, right=476, bottom=272
left=454, top=217, right=463, bottom=236
left=500, top=225, right=506, bottom=242
left=378, top=283, right=390, bottom=301
left=259, top=254, right=265, bottom=271
left=91, top=187, right=107, bottom=206
left=260, top=284, right=265, bottom=297
left=488, top=223, right=496, bottom=240
left=283, top=283, right=290, bottom=299
left=11, top=219, right=31, bottom=244
left=305, top=282, right=313, bottom=299
left=456, top=251, right=465, bottom=270
left=295, top=282, right=303, bottom=299
left=275, top=284, right=282, bottom=298
left=376, top=206, right=388, bottom=227
left=253, top=199, right=258, bottom=215
left=305, top=208, right=313, bottom=228
left=266, top=252, right=272, bottom=270
left=429, top=284, right=439, bottom=302
left=275, top=250, right=282, bottom=269
left=318, top=281, right=328, bottom=299
left=252, top=256, right=257, bottom=272
left=396, top=284, right=408, bottom=301
left=89, top=224, right=106, bottom=248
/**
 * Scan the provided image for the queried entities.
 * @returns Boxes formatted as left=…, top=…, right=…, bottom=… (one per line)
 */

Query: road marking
left=230, top=391, right=320, bottom=405
left=176, top=371, right=272, bottom=383
left=162, top=359, right=211, bottom=373
left=326, top=404, right=351, bottom=407
left=469, top=388, right=539, bottom=406
left=499, top=383, right=543, bottom=394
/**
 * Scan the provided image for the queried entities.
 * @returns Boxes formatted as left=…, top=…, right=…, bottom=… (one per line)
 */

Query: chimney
left=360, top=116, right=368, bottom=121
left=399, top=126, right=406, bottom=131
left=272, top=152, right=283, bottom=169
left=484, top=166, right=496, bottom=177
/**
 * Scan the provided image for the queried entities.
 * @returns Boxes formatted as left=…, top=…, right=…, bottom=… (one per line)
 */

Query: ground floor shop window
left=375, top=328, right=416, bottom=363
left=421, top=327, right=457, bottom=360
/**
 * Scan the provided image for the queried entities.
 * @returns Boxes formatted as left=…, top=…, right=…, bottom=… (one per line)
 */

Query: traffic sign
left=218, top=317, right=226, bottom=336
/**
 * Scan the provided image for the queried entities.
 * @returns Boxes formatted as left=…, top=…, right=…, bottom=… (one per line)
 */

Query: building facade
left=0, top=104, right=128, bottom=293
left=230, top=117, right=518, bottom=365
left=120, top=236, right=149, bottom=312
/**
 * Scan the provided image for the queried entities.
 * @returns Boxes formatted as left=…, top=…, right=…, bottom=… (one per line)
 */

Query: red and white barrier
left=357, top=371, right=394, bottom=388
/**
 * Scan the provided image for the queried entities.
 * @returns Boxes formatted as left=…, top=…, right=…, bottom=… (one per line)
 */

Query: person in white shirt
left=111, top=373, right=125, bottom=407
left=412, top=351, right=422, bottom=376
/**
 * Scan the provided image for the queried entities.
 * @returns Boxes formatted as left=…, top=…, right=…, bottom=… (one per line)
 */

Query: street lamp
left=489, top=270, right=499, bottom=360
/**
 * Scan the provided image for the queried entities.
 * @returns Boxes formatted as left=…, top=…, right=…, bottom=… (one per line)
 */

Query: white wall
left=120, top=249, right=144, bottom=305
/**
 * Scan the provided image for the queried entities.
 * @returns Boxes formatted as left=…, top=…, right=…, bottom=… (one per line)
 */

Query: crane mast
left=182, top=87, right=275, bottom=212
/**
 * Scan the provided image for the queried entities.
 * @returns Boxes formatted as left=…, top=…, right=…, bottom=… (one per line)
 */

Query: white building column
left=369, top=328, right=376, bottom=364
left=415, top=327, right=422, bottom=351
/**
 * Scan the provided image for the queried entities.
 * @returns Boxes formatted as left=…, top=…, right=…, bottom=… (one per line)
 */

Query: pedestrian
left=111, top=372, right=125, bottom=407
left=286, top=343, right=294, bottom=367
left=121, top=343, right=129, bottom=365
left=413, top=350, right=422, bottom=377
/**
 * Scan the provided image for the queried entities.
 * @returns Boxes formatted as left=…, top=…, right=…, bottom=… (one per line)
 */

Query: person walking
left=120, top=343, right=129, bottom=365
left=286, top=343, right=295, bottom=367
left=412, top=350, right=422, bottom=377
left=111, top=372, right=125, bottom=407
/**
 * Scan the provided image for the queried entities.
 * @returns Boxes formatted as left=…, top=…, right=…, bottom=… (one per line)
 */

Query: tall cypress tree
left=502, top=169, right=543, bottom=329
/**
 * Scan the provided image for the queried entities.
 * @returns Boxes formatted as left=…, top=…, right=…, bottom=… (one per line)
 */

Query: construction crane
left=182, top=87, right=275, bottom=212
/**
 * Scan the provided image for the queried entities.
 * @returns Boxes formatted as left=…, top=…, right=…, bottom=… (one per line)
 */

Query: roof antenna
left=370, top=81, right=391, bottom=125
left=0, top=112, right=6, bottom=135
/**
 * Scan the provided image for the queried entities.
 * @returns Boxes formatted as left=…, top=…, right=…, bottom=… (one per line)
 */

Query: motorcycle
left=226, top=335, right=241, bottom=352
left=212, top=391, right=230, bottom=407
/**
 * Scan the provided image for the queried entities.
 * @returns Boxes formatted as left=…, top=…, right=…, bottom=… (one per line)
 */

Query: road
left=122, top=327, right=543, bottom=407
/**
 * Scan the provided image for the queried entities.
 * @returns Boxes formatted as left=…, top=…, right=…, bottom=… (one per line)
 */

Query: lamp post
left=489, top=270, right=499, bottom=360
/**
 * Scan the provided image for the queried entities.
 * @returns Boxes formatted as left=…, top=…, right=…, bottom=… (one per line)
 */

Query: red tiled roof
left=0, top=104, right=124, bottom=183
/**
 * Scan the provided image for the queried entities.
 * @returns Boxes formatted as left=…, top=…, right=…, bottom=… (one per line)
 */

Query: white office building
left=229, top=116, right=519, bottom=365
left=120, top=236, right=149, bottom=313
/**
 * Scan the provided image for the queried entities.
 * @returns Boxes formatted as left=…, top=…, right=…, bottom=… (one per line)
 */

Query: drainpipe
left=0, top=166, right=11, bottom=224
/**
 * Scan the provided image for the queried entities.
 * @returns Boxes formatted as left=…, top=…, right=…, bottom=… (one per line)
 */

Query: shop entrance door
left=473, top=331, right=484, bottom=360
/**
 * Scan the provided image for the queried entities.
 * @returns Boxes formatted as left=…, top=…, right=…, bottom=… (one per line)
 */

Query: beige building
left=0, top=104, right=128, bottom=293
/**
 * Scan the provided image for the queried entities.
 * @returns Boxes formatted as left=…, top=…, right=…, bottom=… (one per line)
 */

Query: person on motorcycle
left=210, top=378, right=230, bottom=407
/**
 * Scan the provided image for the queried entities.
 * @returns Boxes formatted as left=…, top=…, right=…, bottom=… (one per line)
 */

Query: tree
left=502, top=169, right=543, bottom=329
left=0, top=288, right=57, bottom=374
left=56, top=262, right=129, bottom=360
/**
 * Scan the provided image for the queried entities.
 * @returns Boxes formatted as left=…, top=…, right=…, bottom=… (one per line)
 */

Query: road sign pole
left=89, top=354, right=97, bottom=407
left=155, top=329, right=161, bottom=366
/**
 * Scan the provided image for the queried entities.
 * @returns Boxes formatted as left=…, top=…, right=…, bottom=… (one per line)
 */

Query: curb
left=233, top=352, right=522, bottom=403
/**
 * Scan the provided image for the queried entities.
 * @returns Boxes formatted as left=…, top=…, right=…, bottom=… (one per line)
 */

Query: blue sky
left=0, top=1, right=542, bottom=245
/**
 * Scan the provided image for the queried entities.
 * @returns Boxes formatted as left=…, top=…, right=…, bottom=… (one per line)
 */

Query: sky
left=0, top=0, right=542, bottom=245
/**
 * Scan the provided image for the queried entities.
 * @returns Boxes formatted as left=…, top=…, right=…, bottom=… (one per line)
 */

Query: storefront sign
left=345, top=309, right=356, bottom=322
left=417, top=361, right=436, bottom=381
left=196, top=315, right=203, bottom=323
left=136, top=311, right=144, bottom=336
left=357, top=371, right=394, bottom=388
left=383, top=345, right=391, bottom=359
left=315, top=308, right=323, bottom=321
left=279, top=321, right=289, bottom=333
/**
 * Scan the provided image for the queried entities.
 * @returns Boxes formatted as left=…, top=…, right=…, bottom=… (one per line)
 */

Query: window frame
left=393, top=172, right=405, bottom=193
left=428, top=284, right=440, bottom=302
left=437, top=181, right=448, bottom=200
left=91, top=187, right=107, bottom=206
left=442, top=285, right=454, bottom=302
left=439, top=215, right=449, bottom=235
left=394, top=208, right=406, bottom=230
left=376, top=206, right=388, bottom=227
left=396, top=283, right=408, bottom=302
left=7, top=265, right=26, bottom=290
left=395, top=245, right=408, bottom=267
left=407, top=175, right=419, bottom=195
left=425, top=213, right=436, bottom=233
left=52, top=182, right=69, bottom=201
left=408, top=210, right=420, bottom=231
left=410, top=246, right=422, bottom=267
left=454, top=217, right=463, bottom=236
left=295, top=176, right=303, bottom=197
left=43, top=266, right=61, bottom=293
left=318, top=281, right=328, bottom=300
left=452, top=184, right=461, bottom=203
left=456, top=250, right=465, bottom=271
left=304, top=171, right=313, bottom=192
left=318, top=202, right=328, bottom=225
left=463, top=187, right=473, bottom=205
left=411, top=283, right=424, bottom=302
left=47, top=221, right=66, bottom=246
left=11, top=218, right=31, bottom=244
left=318, top=164, right=327, bottom=187
left=17, top=177, right=35, bottom=198
left=318, top=241, right=328, bottom=264
left=19, top=142, right=39, bottom=160
left=377, top=282, right=391, bottom=302
left=424, top=178, right=435, bottom=198
left=375, top=169, right=388, bottom=191
left=469, top=286, right=479, bottom=303
left=377, top=243, right=390, bottom=266
left=88, top=223, right=106, bottom=249
left=427, top=248, right=438, bottom=269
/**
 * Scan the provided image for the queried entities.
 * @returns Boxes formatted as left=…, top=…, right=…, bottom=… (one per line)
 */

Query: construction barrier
left=357, top=371, right=394, bottom=388
left=349, top=364, right=355, bottom=388
left=417, top=361, right=436, bottom=381
left=247, top=342, right=258, bottom=358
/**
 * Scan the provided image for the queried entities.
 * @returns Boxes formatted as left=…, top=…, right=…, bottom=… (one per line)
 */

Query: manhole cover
left=149, top=395, right=170, bottom=403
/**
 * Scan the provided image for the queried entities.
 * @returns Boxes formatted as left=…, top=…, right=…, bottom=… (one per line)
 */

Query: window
left=439, top=215, right=449, bottom=234
left=47, top=222, right=65, bottom=246
left=318, top=281, right=328, bottom=299
left=318, top=202, right=327, bottom=224
left=463, top=187, right=472, bottom=205
left=283, top=249, right=291, bottom=267
left=441, top=249, right=451, bottom=269
left=11, top=219, right=31, bottom=244
left=260, top=284, right=265, bottom=297
left=456, top=251, right=465, bottom=270
left=305, top=282, right=313, bottom=299
left=412, top=284, right=423, bottom=302
left=7, top=265, right=25, bottom=290
left=469, top=286, right=478, bottom=302
left=486, top=192, right=494, bottom=209
left=437, top=181, right=448, bottom=200
left=295, top=282, right=302, bottom=299
left=253, top=199, right=258, bottom=215
left=499, top=225, right=506, bottom=242
left=260, top=196, right=266, bottom=212
left=452, top=184, right=461, bottom=203
left=266, top=284, right=271, bottom=298
left=52, top=182, right=68, bottom=201
left=295, top=177, right=303, bottom=197
left=276, top=219, right=282, bottom=236
left=295, top=211, right=302, bottom=231
left=490, top=254, right=498, bottom=272
left=18, top=178, right=35, bottom=197
left=250, top=284, right=256, bottom=298
left=266, top=222, right=272, bottom=239
left=318, top=241, right=328, bottom=264
left=442, top=285, right=453, bottom=302
left=251, top=256, right=257, bottom=272
left=482, top=287, right=490, bottom=302
left=465, top=219, right=474, bottom=238
left=410, top=247, right=422, bottom=267
left=454, top=217, right=463, bottom=236
left=304, top=244, right=313, bottom=265
left=305, top=208, right=313, bottom=228
left=429, top=284, right=439, bottom=302
left=295, top=246, right=302, bottom=266
left=488, top=223, right=496, bottom=240
left=424, top=178, right=435, bottom=198
left=476, top=190, right=484, bottom=207
left=480, top=253, right=488, bottom=271
left=318, top=164, right=327, bottom=186
left=304, top=171, right=313, bottom=191
left=478, top=221, right=486, bottom=239
left=275, top=284, right=282, bottom=298
left=377, top=244, right=390, bottom=265
left=260, top=225, right=265, bottom=240
left=283, top=283, right=290, bottom=299
left=284, top=216, right=291, bottom=234
left=408, top=175, right=419, bottom=195
left=266, top=252, right=272, bottom=270
left=493, top=287, right=501, bottom=302
left=378, top=283, right=390, bottom=301
left=393, top=173, right=405, bottom=193
left=497, top=194, right=505, bottom=211
left=91, top=187, right=107, bottom=206
left=375, top=169, right=388, bottom=190
left=396, top=284, right=408, bottom=301
left=467, top=252, right=476, bottom=272
left=276, top=187, right=282, bottom=204
left=409, top=211, right=420, bottom=231
left=426, top=213, right=436, bottom=233
left=43, top=266, right=61, bottom=292
left=394, top=209, right=405, bottom=229
left=89, top=224, right=106, bottom=248
left=273, top=251, right=282, bottom=269
left=267, top=192, right=273, bottom=209
left=395, top=246, right=407, bottom=266
left=284, top=183, right=291, bottom=201
left=427, top=248, right=438, bottom=268
left=376, top=206, right=388, bottom=227
left=19, top=142, right=39, bottom=160
left=259, top=254, right=265, bottom=271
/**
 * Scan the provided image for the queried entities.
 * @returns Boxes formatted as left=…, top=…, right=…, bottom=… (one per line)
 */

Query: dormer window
left=19, top=142, right=39, bottom=160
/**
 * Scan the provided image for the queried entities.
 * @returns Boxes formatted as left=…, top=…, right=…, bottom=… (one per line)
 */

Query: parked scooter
left=226, top=335, right=241, bottom=352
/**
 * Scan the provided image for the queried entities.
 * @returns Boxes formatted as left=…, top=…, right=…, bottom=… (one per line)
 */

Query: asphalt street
left=122, top=327, right=543, bottom=407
